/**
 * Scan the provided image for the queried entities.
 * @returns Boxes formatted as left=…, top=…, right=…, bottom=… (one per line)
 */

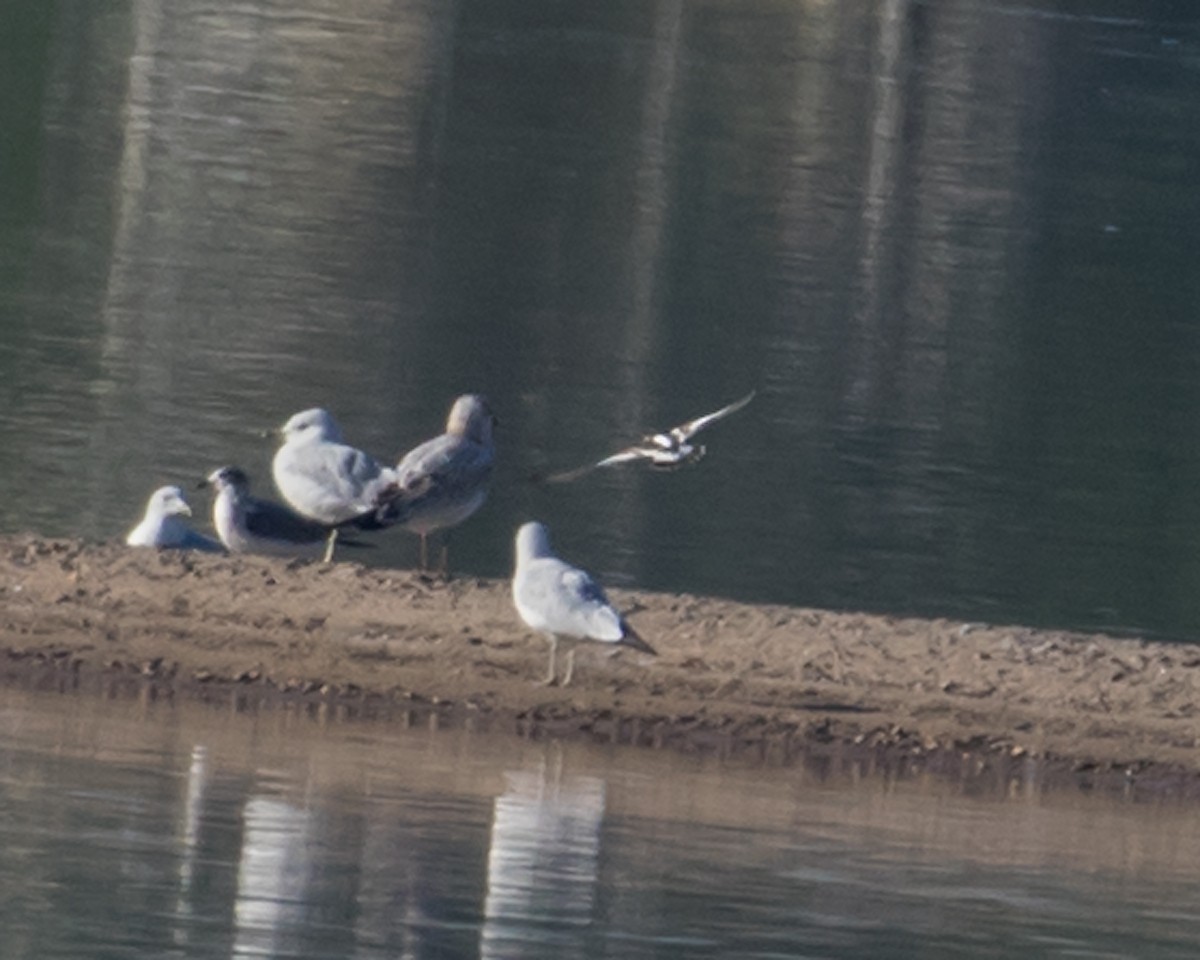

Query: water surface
left=1, top=0, right=1199, bottom=636
left=4, top=685, right=1200, bottom=958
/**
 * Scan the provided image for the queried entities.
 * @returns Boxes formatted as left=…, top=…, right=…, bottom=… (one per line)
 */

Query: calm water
left=2, top=0, right=1200, bottom=635
left=2, top=684, right=1200, bottom=959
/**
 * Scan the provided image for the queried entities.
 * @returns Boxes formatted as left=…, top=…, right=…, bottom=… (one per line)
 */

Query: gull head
left=446, top=394, right=496, bottom=445
left=515, top=521, right=554, bottom=565
left=203, top=466, right=251, bottom=493
left=280, top=407, right=343, bottom=445
left=149, top=486, right=191, bottom=518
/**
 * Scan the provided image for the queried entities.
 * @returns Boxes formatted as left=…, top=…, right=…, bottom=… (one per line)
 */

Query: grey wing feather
left=244, top=499, right=328, bottom=544
left=284, top=443, right=391, bottom=510
left=340, top=445, right=388, bottom=487
left=395, top=436, right=492, bottom=508
left=178, top=529, right=225, bottom=553
left=516, top=560, right=607, bottom=632
left=537, top=462, right=601, bottom=484
left=558, top=568, right=625, bottom=641
left=672, top=390, right=756, bottom=441
left=560, top=566, right=610, bottom=607
left=593, top=448, right=650, bottom=468
left=538, top=447, right=645, bottom=484
left=559, top=568, right=654, bottom=652
left=323, top=445, right=388, bottom=500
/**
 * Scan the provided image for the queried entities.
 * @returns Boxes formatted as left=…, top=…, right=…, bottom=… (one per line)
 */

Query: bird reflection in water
left=481, top=749, right=606, bottom=959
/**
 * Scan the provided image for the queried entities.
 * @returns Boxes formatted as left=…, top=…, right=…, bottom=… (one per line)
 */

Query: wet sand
left=3, top=536, right=1200, bottom=794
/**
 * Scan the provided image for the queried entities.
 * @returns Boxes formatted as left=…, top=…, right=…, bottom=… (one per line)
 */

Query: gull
left=271, top=407, right=399, bottom=562
left=389, top=394, right=496, bottom=576
left=538, top=390, right=756, bottom=483
left=201, top=466, right=342, bottom=559
left=126, top=486, right=223, bottom=552
left=512, top=521, right=655, bottom=686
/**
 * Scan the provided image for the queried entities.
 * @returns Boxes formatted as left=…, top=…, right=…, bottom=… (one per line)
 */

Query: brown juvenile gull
left=511, top=521, right=655, bottom=686
left=389, top=394, right=496, bottom=576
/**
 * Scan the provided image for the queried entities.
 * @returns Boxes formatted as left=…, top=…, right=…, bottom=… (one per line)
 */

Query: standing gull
left=390, top=394, right=496, bottom=576
left=538, top=390, right=756, bottom=483
left=271, top=407, right=398, bottom=562
left=201, top=466, right=341, bottom=559
left=126, top=486, right=223, bottom=552
left=511, top=521, right=655, bottom=686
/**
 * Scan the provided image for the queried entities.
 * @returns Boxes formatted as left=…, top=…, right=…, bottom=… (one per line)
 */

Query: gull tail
left=346, top=510, right=393, bottom=532
left=620, top=624, right=656, bottom=656
left=365, top=473, right=438, bottom=526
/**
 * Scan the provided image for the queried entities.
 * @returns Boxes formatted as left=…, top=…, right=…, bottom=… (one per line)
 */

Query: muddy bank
left=3, top=536, right=1200, bottom=793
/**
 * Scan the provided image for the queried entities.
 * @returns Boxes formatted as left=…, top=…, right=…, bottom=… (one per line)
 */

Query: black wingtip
left=621, top=625, right=657, bottom=656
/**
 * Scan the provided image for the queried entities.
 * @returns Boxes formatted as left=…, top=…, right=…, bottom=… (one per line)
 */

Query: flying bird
left=270, top=407, right=399, bottom=561
left=387, top=394, right=496, bottom=577
left=537, top=390, right=755, bottom=483
left=126, top=486, right=223, bottom=552
left=511, top=521, right=655, bottom=686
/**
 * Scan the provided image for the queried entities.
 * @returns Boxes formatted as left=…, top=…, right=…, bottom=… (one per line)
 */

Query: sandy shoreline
left=3, top=536, right=1200, bottom=795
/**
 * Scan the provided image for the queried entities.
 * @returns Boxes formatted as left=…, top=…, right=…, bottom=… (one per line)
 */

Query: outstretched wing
left=536, top=447, right=647, bottom=484
left=537, top=392, right=755, bottom=483
left=671, top=390, right=756, bottom=442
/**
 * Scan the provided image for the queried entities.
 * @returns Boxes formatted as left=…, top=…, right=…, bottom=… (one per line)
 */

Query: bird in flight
left=536, top=390, right=755, bottom=483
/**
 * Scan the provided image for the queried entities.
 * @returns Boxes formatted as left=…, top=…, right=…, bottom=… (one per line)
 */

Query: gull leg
left=322, top=529, right=339, bottom=563
left=562, top=647, right=577, bottom=687
left=418, top=533, right=428, bottom=573
left=437, top=541, right=450, bottom=582
left=539, top=636, right=558, bottom=686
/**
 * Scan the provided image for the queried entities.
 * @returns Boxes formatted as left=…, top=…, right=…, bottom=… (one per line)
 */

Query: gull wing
left=177, top=528, right=225, bottom=553
left=273, top=439, right=394, bottom=525
left=397, top=434, right=492, bottom=491
left=552, top=565, right=625, bottom=642
left=552, top=567, right=654, bottom=651
left=671, top=390, right=756, bottom=442
left=537, top=447, right=647, bottom=484
left=243, top=498, right=328, bottom=545
left=374, top=433, right=493, bottom=525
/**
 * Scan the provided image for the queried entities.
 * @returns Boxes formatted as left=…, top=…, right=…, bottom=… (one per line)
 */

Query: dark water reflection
left=1, top=0, right=1200, bottom=636
left=4, top=687, right=1200, bottom=959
